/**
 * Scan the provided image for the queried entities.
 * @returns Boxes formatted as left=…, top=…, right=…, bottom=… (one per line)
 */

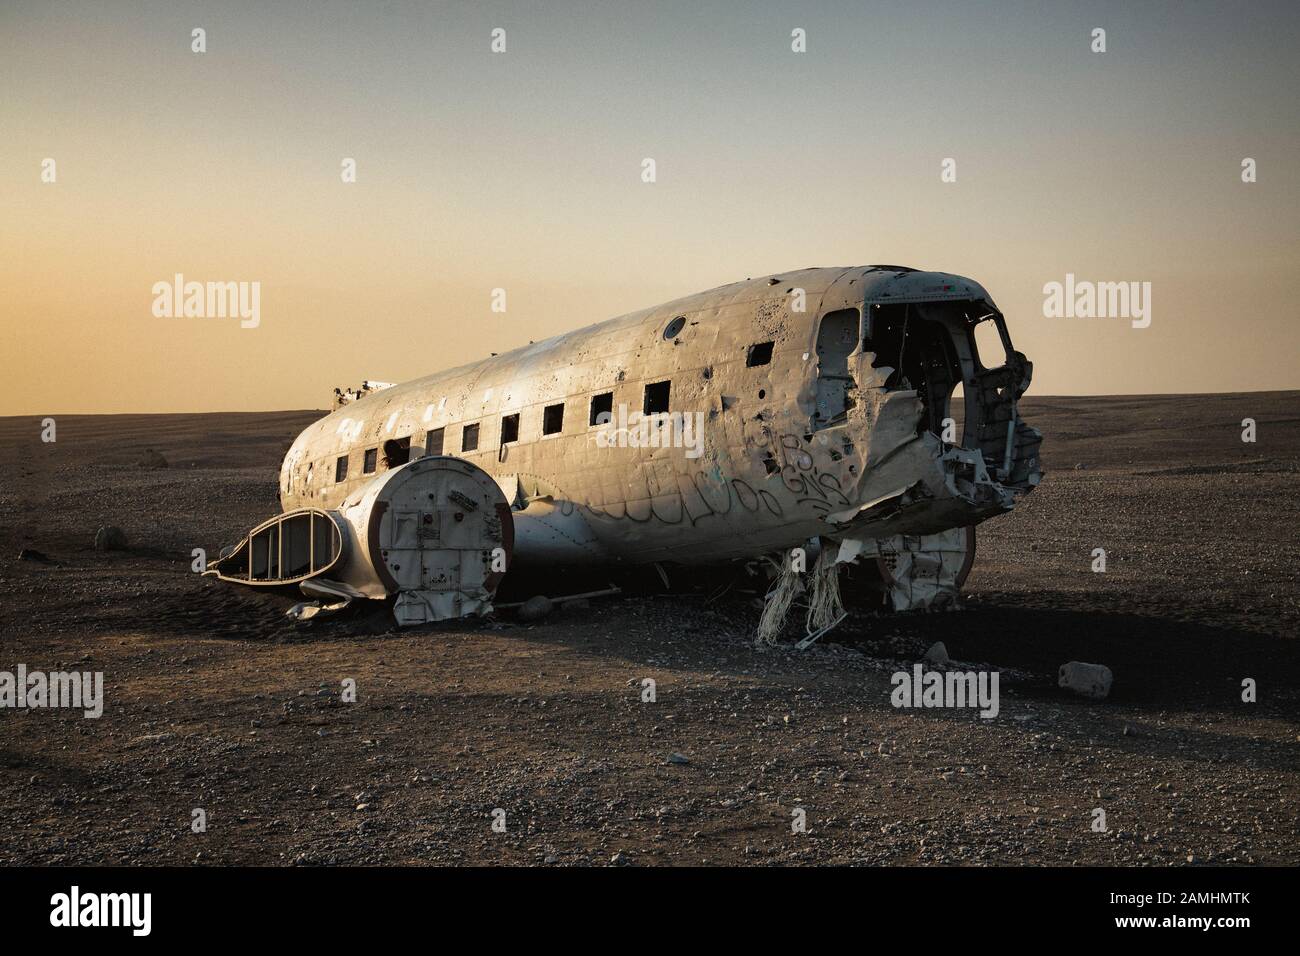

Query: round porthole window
left=663, top=316, right=686, bottom=340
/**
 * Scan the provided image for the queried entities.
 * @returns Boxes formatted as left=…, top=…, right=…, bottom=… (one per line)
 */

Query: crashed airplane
left=206, top=266, right=1041, bottom=629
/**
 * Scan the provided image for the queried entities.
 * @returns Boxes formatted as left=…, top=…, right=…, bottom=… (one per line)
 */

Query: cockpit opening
left=865, top=302, right=963, bottom=439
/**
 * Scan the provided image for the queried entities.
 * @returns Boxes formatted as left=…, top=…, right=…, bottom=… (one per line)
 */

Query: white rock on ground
left=1059, top=661, right=1113, bottom=699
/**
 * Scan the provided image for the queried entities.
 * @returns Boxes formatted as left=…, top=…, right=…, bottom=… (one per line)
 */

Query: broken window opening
left=426, top=427, right=445, bottom=457
left=500, top=413, right=520, bottom=444
left=334, top=455, right=349, bottom=483
left=382, top=436, right=411, bottom=469
left=947, top=382, right=966, bottom=445
left=461, top=423, right=479, bottom=452
left=868, top=302, right=964, bottom=439
left=747, top=341, right=774, bottom=367
left=542, top=403, right=564, bottom=435
left=590, top=391, right=613, bottom=426
left=644, top=380, right=670, bottom=415
left=971, top=314, right=1008, bottom=371
left=812, top=308, right=860, bottom=429
left=362, top=447, right=378, bottom=474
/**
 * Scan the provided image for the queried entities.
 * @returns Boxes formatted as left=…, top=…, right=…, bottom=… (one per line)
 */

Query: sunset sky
left=3, top=0, right=1298, bottom=415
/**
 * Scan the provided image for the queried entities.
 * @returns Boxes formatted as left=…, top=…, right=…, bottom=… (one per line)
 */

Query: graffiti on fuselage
left=578, top=430, right=853, bottom=527
left=584, top=470, right=783, bottom=526
left=775, top=433, right=853, bottom=516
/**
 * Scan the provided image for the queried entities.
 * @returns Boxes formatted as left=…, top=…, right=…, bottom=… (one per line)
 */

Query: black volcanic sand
left=0, top=393, right=1297, bottom=866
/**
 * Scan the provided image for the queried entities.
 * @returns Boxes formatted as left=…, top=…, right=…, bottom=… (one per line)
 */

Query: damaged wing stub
left=208, top=457, right=513, bottom=626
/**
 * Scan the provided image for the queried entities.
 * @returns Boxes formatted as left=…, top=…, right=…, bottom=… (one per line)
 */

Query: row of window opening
left=329, top=375, right=696, bottom=484
left=329, top=337, right=777, bottom=484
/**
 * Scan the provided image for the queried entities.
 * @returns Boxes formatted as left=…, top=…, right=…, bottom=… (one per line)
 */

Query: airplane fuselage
left=280, top=266, right=1041, bottom=566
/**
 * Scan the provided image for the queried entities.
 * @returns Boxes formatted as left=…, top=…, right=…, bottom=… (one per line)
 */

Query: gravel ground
left=0, top=392, right=1297, bottom=866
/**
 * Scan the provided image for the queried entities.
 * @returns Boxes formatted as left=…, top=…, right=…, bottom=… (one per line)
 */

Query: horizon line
left=6, top=386, right=1298, bottom=420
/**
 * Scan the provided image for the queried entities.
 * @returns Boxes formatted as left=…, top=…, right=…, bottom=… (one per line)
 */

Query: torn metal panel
left=333, top=380, right=395, bottom=409
left=286, top=599, right=351, bottom=622
left=299, top=577, right=368, bottom=602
